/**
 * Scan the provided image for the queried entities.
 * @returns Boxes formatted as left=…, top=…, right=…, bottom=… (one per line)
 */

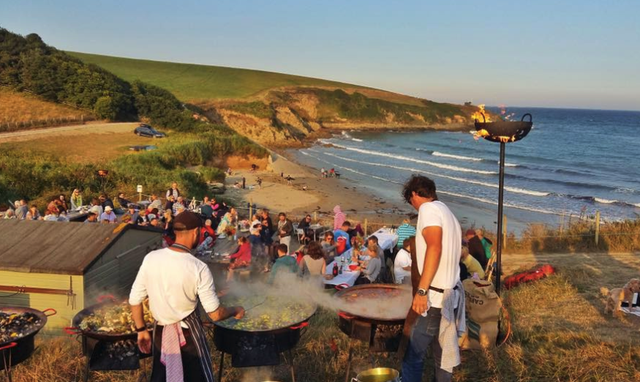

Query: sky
left=2, top=1, right=639, bottom=111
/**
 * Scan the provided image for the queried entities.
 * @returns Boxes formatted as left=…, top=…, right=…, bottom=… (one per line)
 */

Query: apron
left=152, top=310, right=215, bottom=382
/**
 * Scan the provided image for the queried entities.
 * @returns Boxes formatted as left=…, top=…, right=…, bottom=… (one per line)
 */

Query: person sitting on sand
left=227, top=236, right=251, bottom=281
left=461, top=245, right=484, bottom=279
left=322, top=231, right=337, bottom=263
left=269, top=244, right=298, bottom=284
left=355, top=242, right=382, bottom=285
left=299, top=241, right=327, bottom=281
left=334, top=221, right=352, bottom=255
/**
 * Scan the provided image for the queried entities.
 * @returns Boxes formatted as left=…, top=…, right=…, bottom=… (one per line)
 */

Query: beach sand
left=220, top=152, right=549, bottom=236
left=221, top=152, right=412, bottom=228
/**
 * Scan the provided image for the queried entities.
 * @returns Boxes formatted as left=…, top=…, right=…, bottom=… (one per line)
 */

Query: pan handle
left=335, top=283, right=350, bottom=291
left=96, top=294, right=116, bottom=303
left=338, top=311, right=355, bottom=320
left=474, top=111, right=487, bottom=123
left=63, top=326, right=82, bottom=335
left=0, top=342, right=17, bottom=351
left=289, top=322, right=309, bottom=330
left=521, top=113, right=532, bottom=123
left=43, top=308, right=57, bottom=317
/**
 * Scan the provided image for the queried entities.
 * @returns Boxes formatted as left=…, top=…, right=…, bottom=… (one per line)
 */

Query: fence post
left=595, top=210, right=600, bottom=246
left=503, top=214, right=507, bottom=251
left=364, top=219, right=368, bottom=237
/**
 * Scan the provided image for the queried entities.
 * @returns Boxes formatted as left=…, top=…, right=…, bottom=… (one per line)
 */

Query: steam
left=223, top=271, right=412, bottom=321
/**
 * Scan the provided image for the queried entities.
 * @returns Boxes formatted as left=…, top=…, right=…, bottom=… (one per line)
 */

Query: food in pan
left=79, top=301, right=154, bottom=334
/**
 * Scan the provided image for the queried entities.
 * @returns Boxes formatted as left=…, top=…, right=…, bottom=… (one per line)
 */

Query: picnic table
left=323, top=258, right=361, bottom=288
left=369, top=228, right=398, bottom=251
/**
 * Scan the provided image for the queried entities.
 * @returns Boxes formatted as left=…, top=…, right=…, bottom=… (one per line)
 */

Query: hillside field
left=68, top=52, right=367, bottom=102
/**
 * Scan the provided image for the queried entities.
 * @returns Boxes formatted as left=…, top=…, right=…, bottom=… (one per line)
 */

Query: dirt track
left=0, top=122, right=138, bottom=143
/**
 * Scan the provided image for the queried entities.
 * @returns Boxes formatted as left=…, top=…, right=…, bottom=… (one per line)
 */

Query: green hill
left=68, top=52, right=366, bottom=101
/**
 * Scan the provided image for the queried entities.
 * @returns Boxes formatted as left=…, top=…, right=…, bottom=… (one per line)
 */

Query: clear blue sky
left=2, top=1, right=639, bottom=110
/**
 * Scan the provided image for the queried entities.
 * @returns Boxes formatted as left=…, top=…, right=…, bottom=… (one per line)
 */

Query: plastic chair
left=296, top=228, right=305, bottom=243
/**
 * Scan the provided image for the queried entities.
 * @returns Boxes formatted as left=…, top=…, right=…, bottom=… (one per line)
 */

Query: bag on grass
left=459, top=279, right=502, bottom=350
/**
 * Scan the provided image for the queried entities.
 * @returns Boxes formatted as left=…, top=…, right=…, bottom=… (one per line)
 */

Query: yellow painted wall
left=0, top=270, right=84, bottom=332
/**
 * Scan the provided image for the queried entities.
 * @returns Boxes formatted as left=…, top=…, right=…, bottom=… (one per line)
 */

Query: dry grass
left=8, top=252, right=640, bottom=381
left=0, top=90, right=88, bottom=124
left=0, top=129, right=162, bottom=164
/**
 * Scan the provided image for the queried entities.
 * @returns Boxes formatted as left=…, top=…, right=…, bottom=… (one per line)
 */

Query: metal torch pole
left=495, top=142, right=506, bottom=296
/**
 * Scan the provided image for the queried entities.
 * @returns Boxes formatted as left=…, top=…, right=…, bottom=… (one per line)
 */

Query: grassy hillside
left=68, top=52, right=366, bottom=101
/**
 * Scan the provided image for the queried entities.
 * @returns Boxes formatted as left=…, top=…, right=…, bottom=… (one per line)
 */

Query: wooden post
left=314, top=211, right=317, bottom=223
left=503, top=214, right=507, bottom=251
left=364, top=219, right=368, bottom=237
left=595, top=210, right=600, bottom=246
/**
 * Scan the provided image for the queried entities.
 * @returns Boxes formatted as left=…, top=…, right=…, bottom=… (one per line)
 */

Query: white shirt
left=416, top=200, right=461, bottom=308
left=129, top=248, right=220, bottom=326
left=394, top=248, right=412, bottom=284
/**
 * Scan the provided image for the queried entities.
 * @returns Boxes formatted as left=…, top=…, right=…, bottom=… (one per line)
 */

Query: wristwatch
left=417, top=288, right=428, bottom=296
left=135, top=326, right=148, bottom=333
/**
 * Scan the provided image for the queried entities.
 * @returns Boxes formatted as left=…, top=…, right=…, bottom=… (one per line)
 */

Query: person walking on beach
left=400, top=175, right=465, bottom=382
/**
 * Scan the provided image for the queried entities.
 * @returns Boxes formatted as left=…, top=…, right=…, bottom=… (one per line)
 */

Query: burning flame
left=471, top=104, right=491, bottom=123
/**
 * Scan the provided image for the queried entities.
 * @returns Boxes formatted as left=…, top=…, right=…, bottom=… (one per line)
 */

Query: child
left=268, top=244, right=298, bottom=284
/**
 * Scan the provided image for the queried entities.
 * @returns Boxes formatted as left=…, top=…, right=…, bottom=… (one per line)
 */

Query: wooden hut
left=0, top=220, right=163, bottom=329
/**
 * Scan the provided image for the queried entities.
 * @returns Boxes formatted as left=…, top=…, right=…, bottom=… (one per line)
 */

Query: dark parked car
left=134, top=125, right=166, bottom=138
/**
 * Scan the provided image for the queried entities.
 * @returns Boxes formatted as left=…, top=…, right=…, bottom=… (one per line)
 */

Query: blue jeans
left=401, top=308, right=452, bottom=382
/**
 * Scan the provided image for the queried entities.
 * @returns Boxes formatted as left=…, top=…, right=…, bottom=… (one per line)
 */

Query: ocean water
left=292, top=107, right=640, bottom=225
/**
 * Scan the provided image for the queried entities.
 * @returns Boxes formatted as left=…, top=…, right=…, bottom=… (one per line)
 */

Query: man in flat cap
left=130, top=211, right=244, bottom=382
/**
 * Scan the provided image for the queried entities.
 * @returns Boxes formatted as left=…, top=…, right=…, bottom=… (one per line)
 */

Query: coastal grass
left=68, top=52, right=366, bottom=102
left=10, top=252, right=640, bottom=381
left=0, top=127, right=268, bottom=210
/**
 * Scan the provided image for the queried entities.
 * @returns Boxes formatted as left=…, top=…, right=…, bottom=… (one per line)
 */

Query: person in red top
left=195, top=219, right=216, bottom=256
left=226, top=237, right=251, bottom=281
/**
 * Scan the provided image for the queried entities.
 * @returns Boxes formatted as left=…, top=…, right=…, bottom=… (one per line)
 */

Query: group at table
left=324, top=228, right=399, bottom=288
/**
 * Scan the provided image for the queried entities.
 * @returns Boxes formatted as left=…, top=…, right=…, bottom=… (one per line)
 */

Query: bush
left=93, top=96, right=117, bottom=120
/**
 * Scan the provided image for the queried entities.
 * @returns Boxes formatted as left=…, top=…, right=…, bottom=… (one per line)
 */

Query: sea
left=291, top=107, right=640, bottom=231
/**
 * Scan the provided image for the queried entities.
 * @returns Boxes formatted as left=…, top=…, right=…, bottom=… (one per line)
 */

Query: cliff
left=199, top=88, right=477, bottom=147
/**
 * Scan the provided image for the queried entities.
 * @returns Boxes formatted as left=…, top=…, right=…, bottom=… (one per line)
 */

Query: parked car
left=134, top=125, right=166, bottom=138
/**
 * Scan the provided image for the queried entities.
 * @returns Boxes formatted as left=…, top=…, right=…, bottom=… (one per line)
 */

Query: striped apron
left=152, top=310, right=215, bottom=382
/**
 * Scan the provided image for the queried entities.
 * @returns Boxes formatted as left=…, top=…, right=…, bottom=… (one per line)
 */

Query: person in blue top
left=396, top=219, right=417, bottom=250
left=334, top=221, right=352, bottom=255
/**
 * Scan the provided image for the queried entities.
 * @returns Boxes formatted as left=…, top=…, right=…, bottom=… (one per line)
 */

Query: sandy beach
left=220, top=151, right=542, bottom=236
left=221, top=152, right=412, bottom=228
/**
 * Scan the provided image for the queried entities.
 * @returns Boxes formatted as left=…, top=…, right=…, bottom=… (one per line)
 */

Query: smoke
left=224, top=271, right=412, bottom=321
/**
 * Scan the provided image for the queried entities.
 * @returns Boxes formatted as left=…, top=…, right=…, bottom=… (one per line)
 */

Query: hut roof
left=0, top=220, right=160, bottom=275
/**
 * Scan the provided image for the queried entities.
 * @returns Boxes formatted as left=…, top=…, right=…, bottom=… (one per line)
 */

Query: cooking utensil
left=351, top=367, right=400, bottom=382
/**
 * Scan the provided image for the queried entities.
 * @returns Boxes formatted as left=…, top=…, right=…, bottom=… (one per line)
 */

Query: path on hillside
left=0, top=122, right=138, bottom=143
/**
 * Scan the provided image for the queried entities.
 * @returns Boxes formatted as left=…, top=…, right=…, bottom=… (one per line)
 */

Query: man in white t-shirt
left=394, top=237, right=413, bottom=284
left=400, top=175, right=462, bottom=382
left=129, top=211, right=244, bottom=382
